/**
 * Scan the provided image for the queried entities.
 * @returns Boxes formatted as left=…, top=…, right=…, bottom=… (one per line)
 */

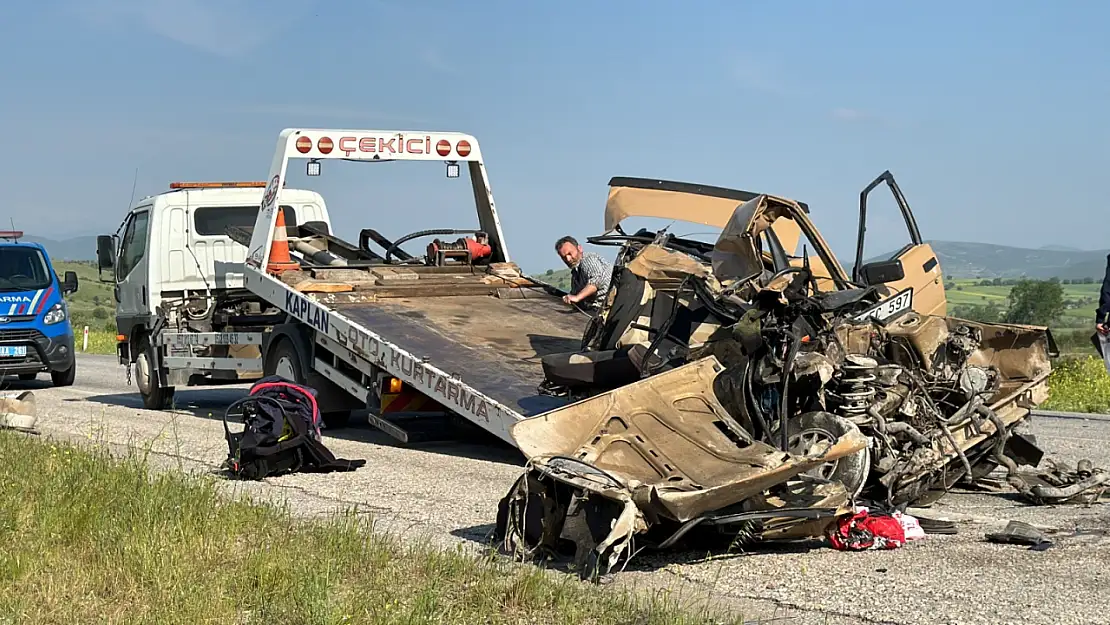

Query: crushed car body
left=495, top=357, right=866, bottom=581
left=496, top=173, right=1064, bottom=578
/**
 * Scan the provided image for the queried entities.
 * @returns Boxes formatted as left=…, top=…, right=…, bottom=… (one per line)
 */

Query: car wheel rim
left=788, top=428, right=840, bottom=480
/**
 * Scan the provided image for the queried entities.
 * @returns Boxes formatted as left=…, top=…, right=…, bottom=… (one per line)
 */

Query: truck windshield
left=0, top=247, right=52, bottom=292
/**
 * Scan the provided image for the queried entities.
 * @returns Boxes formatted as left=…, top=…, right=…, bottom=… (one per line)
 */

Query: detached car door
left=852, top=171, right=946, bottom=318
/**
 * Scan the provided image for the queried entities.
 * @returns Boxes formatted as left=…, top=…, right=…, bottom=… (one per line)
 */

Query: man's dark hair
left=554, top=235, right=579, bottom=251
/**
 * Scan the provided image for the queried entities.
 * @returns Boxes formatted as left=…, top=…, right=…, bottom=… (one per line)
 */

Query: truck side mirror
left=859, top=258, right=905, bottom=285
left=96, top=235, right=116, bottom=271
left=62, top=271, right=79, bottom=295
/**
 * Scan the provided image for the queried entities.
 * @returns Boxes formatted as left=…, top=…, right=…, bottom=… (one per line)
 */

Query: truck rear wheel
left=136, top=337, right=174, bottom=410
left=264, top=337, right=351, bottom=429
left=266, top=338, right=305, bottom=384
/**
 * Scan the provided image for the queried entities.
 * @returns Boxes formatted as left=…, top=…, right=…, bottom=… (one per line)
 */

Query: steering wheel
left=382, top=228, right=482, bottom=263
left=763, top=266, right=811, bottom=290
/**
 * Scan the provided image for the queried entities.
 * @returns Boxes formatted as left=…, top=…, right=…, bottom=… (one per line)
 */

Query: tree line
left=950, top=275, right=1099, bottom=286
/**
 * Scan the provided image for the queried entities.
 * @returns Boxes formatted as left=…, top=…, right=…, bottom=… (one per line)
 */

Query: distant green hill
left=532, top=268, right=572, bottom=291
left=921, top=241, right=1109, bottom=280
left=24, top=235, right=98, bottom=262
left=52, top=260, right=117, bottom=333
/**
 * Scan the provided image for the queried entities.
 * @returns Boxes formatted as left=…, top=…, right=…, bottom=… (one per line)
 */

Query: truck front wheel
left=136, top=337, right=174, bottom=410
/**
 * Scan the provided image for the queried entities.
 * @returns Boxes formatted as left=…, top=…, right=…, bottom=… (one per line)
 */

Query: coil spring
left=833, top=355, right=878, bottom=418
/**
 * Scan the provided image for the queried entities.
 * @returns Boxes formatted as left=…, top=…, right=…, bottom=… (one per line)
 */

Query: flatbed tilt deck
left=236, top=129, right=584, bottom=445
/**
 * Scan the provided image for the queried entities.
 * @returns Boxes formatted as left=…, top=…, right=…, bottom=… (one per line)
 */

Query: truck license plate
left=0, top=345, right=27, bottom=358
left=856, top=288, right=914, bottom=322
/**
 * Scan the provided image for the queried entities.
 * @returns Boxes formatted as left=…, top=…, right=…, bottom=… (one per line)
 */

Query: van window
left=117, top=209, right=150, bottom=281
left=0, top=247, right=51, bottom=292
left=193, top=205, right=297, bottom=236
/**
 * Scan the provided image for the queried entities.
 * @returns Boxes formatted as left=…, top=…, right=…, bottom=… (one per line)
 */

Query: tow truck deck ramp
left=237, top=128, right=585, bottom=446
left=331, top=296, right=584, bottom=415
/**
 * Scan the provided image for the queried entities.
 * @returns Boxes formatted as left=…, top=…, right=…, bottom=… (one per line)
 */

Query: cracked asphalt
left=10, top=353, right=1110, bottom=625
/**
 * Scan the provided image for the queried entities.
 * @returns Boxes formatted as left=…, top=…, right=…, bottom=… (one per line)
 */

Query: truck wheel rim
left=137, top=352, right=152, bottom=395
left=276, top=356, right=297, bottom=381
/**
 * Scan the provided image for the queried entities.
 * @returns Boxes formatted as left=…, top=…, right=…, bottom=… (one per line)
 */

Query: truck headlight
left=43, top=302, right=67, bottom=325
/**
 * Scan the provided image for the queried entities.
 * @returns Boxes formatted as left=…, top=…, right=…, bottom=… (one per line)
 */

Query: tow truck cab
left=95, top=181, right=330, bottom=409
left=0, top=231, right=79, bottom=386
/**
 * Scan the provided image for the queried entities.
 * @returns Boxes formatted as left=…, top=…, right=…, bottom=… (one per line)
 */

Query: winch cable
left=382, top=228, right=481, bottom=263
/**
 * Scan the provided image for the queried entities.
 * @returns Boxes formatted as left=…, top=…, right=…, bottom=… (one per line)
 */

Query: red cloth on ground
left=827, top=510, right=906, bottom=551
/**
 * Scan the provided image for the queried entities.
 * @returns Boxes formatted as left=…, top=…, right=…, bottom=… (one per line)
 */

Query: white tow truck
left=95, top=181, right=334, bottom=409
left=217, top=128, right=588, bottom=443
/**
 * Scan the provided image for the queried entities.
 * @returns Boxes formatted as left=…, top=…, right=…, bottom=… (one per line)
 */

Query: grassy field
left=0, top=429, right=731, bottom=625
left=944, top=278, right=1099, bottom=329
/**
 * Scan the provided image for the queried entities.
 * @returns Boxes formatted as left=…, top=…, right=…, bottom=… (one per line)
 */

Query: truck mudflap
left=493, top=357, right=866, bottom=581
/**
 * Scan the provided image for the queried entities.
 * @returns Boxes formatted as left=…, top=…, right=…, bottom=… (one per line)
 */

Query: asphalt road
left=11, top=353, right=1110, bottom=625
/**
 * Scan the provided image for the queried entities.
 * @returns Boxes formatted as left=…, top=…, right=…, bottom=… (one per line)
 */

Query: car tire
left=50, top=364, right=75, bottom=387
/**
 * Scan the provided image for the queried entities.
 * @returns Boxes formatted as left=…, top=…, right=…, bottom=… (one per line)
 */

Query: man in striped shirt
left=555, top=235, right=613, bottom=313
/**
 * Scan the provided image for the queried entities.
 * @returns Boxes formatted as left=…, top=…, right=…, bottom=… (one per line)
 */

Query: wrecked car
left=495, top=357, right=868, bottom=581
left=495, top=173, right=1058, bottom=578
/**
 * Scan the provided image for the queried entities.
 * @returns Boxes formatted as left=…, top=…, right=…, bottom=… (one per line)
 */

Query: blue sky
left=1, top=1, right=1107, bottom=273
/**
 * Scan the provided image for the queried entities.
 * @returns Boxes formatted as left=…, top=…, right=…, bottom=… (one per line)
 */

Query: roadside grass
left=1044, top=355, right=1110, bottom=414
left=79, top=329, right=117, bottom=355
left=0, top=430, right=730, bottom=625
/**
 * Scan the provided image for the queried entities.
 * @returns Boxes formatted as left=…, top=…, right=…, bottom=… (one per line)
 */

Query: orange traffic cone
left=266, top=207, right=299, bottom=275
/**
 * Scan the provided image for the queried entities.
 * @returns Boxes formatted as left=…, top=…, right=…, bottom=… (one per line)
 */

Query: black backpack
left=222, top=375, right=366, bottom=480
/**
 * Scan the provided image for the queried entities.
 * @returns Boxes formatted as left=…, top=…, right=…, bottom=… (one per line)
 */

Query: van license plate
left=0, top=346, right=27, bottom=358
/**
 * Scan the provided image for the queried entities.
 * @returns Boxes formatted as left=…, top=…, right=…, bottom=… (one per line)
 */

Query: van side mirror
left=62, top=271, right=79, bottom=295
left=96, top=235, right=116, bottom=270
left=858, top=258, right=905, bottom=285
